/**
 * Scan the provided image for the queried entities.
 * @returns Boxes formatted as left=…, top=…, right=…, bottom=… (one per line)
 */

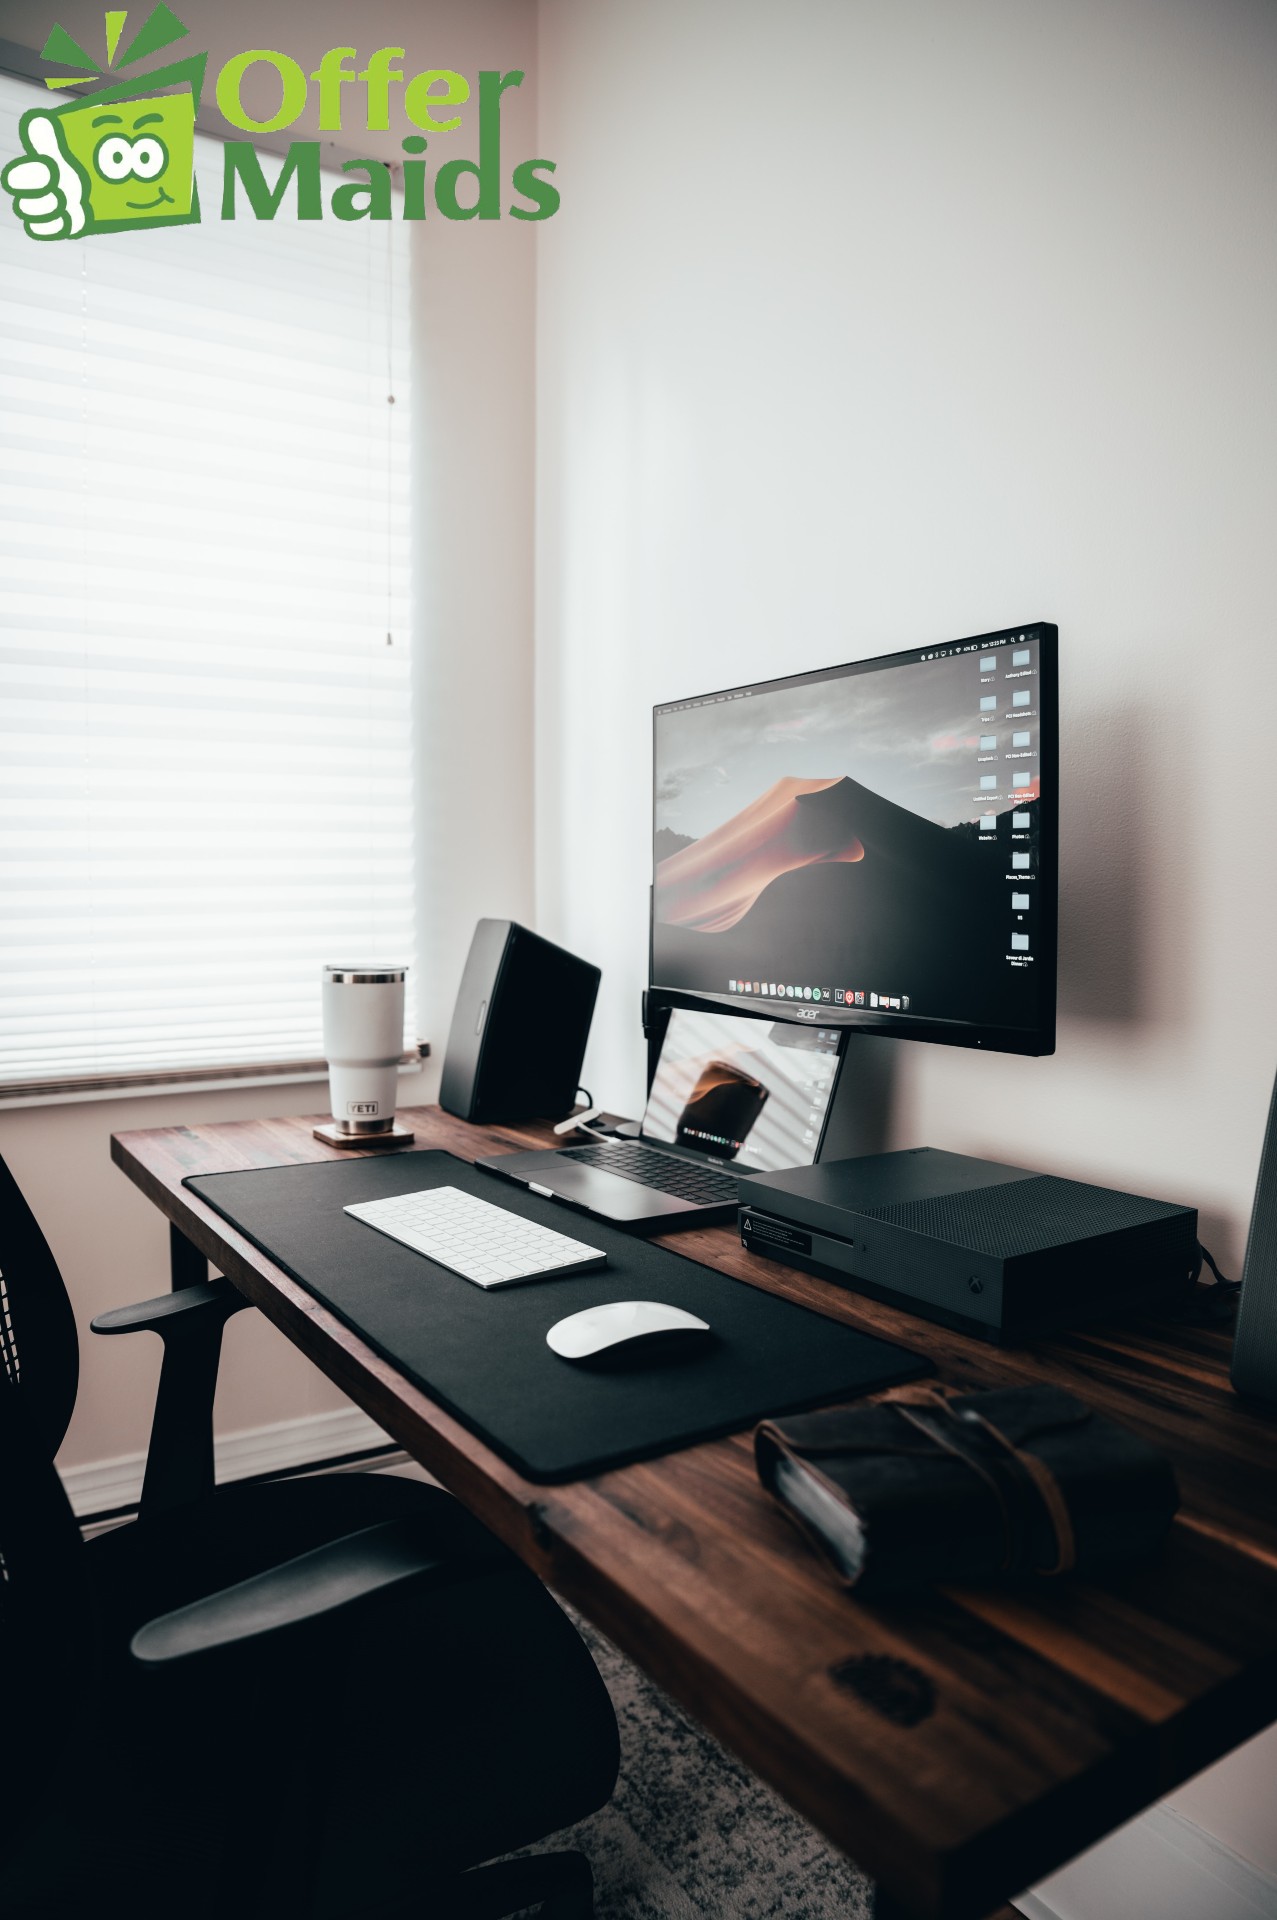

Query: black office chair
left=0, top=1151, right=619, bottom=1919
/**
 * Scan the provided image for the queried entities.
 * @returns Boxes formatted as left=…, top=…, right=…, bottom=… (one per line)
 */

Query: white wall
left=533, top=0, right=1277, bottom=1272
left=0, top=0, right=538, bottom=1474
left=531, top=0, right=1277, bottom=1893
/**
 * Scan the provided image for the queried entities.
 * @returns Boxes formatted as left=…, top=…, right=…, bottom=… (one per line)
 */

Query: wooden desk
left=111, top=1107, right=1277, bottom=1920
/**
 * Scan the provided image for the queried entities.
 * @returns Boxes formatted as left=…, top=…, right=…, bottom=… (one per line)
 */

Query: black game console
left=737, top=1148, right=1197, bottom=1341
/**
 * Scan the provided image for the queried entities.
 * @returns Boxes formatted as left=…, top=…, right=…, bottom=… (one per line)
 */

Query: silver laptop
left=477, top=1007, right=844, bottom=1230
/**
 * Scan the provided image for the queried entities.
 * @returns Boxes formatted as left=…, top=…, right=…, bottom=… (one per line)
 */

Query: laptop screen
left=641, top=1008, right=843, bottom=1172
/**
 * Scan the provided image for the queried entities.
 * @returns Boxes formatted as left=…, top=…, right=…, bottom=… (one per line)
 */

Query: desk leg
left=170, top=1220, right=208, bottom=1292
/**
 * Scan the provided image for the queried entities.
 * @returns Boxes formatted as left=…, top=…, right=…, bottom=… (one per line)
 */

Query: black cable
left=576, top=1086, right=593, bottom=1110
left=1183, top=1240, right=1242, bottom=1323
left=1197, top=1242, right=1240, bottom=1293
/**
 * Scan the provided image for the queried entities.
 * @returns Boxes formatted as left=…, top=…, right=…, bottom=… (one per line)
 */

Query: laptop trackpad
left=537, top=1163, right=686, bottom=1222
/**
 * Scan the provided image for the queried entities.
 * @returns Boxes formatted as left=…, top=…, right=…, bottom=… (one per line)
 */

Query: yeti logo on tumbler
left=315, top=964, right=416, bottom=1151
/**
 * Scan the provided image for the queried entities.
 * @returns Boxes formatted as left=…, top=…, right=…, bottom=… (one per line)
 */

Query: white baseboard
left=59, top=1405, right=394, bottom=1519
left=1013, top=1802, right=1277, bottom=1920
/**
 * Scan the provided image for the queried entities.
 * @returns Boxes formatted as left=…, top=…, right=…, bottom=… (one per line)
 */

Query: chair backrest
left=0, top=1153, right=80, bottom=1459
left=0, top=1378, right=95, bottom=1842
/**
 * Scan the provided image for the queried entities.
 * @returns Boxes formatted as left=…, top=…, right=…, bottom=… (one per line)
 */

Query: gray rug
left=523, top=1609, right=873, bottom=1920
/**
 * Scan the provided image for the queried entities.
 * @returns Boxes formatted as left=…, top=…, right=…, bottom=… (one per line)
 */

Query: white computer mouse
left=546, top=1299, right=713, bottom=1364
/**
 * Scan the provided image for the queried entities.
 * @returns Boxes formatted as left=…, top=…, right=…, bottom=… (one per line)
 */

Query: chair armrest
left=91, top=1275, right=249, bottom=1337
left=92, top=1276, right=252, bottom=1519
left=131, top=1517, right=507, bottom=1667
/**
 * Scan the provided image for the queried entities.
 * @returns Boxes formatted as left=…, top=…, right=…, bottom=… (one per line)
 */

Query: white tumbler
left=321, top=964, right=407, bottom=1135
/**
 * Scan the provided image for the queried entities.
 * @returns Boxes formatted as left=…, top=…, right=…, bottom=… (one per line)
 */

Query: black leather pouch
left=755, top=1383, right=1178, bottom=1597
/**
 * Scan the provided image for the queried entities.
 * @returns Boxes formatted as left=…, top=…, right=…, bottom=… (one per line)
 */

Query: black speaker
left=1232, top=1066, right=1277, bottom=1404
left=439, top=920, right=601, bottom=1126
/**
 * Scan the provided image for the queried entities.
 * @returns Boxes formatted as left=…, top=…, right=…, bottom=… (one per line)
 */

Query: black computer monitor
left=650, top=622, right=1057, bottom=1056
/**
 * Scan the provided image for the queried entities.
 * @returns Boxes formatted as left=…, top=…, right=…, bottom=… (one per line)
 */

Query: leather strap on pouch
left=757, top=1383, right=1079, bottom=1578
left=877, top=1384, right=1077, bottom=1574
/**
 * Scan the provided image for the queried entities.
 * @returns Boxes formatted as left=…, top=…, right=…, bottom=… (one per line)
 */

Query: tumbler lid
left=322, top=964, right=407, bottom=984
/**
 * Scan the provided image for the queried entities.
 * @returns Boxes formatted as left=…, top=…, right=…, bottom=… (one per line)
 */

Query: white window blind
left=0, top=74, right=416, bottom=1098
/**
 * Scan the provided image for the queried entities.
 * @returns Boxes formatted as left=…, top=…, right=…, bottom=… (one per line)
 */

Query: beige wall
left=0, top=0, right=538, bottom=1471
left=533, top=0, right=1277, bottom=1273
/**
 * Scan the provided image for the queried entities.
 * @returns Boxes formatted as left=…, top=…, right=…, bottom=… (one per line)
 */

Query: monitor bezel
left=649, top=622, right=1058, bottom=1058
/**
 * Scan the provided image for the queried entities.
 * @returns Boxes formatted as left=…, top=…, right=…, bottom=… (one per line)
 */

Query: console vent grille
left=858, top=1176, right=1186, bottom=1257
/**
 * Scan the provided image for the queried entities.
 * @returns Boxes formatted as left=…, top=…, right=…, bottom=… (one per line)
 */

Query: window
left=0, top=75, right=416, bottom=1099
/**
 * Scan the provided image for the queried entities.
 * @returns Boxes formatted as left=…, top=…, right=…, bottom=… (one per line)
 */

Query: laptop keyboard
left=560, top=1142, right=739, bottom=1206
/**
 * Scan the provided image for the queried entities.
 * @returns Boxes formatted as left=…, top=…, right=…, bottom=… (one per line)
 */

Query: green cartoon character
left=1, top=7, right=204, bottom=239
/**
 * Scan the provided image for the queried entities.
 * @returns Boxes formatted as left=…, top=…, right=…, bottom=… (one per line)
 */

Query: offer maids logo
left=3, top=6, right=558, bottom=241
left=3, top=6, right=203, bottom=238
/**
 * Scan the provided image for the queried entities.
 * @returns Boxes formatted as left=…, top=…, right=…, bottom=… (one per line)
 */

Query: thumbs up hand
left=2, top=111, right=88, bottom=240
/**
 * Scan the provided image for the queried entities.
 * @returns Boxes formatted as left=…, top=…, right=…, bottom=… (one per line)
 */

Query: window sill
left=0, top=1050, right=430, bottom=1111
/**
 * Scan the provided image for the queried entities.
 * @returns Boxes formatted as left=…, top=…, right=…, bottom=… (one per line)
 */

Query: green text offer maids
left=217, top=52, right=557, bottom=222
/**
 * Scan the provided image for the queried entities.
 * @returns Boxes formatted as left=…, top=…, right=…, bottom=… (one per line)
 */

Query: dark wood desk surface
left=111, top=1107, right=1277, bottom=1920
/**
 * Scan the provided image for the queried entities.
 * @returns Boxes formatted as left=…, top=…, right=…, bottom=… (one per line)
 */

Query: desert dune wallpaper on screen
left=652, top=646, right=1045, bottom=1034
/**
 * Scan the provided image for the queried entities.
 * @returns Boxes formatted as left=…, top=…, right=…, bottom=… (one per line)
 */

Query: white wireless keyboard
left=343, top=1185, right=608, bottom=1289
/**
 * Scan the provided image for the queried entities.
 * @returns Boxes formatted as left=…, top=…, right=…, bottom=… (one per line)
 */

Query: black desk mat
left=186, top=1150, right=928, bottom=1483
